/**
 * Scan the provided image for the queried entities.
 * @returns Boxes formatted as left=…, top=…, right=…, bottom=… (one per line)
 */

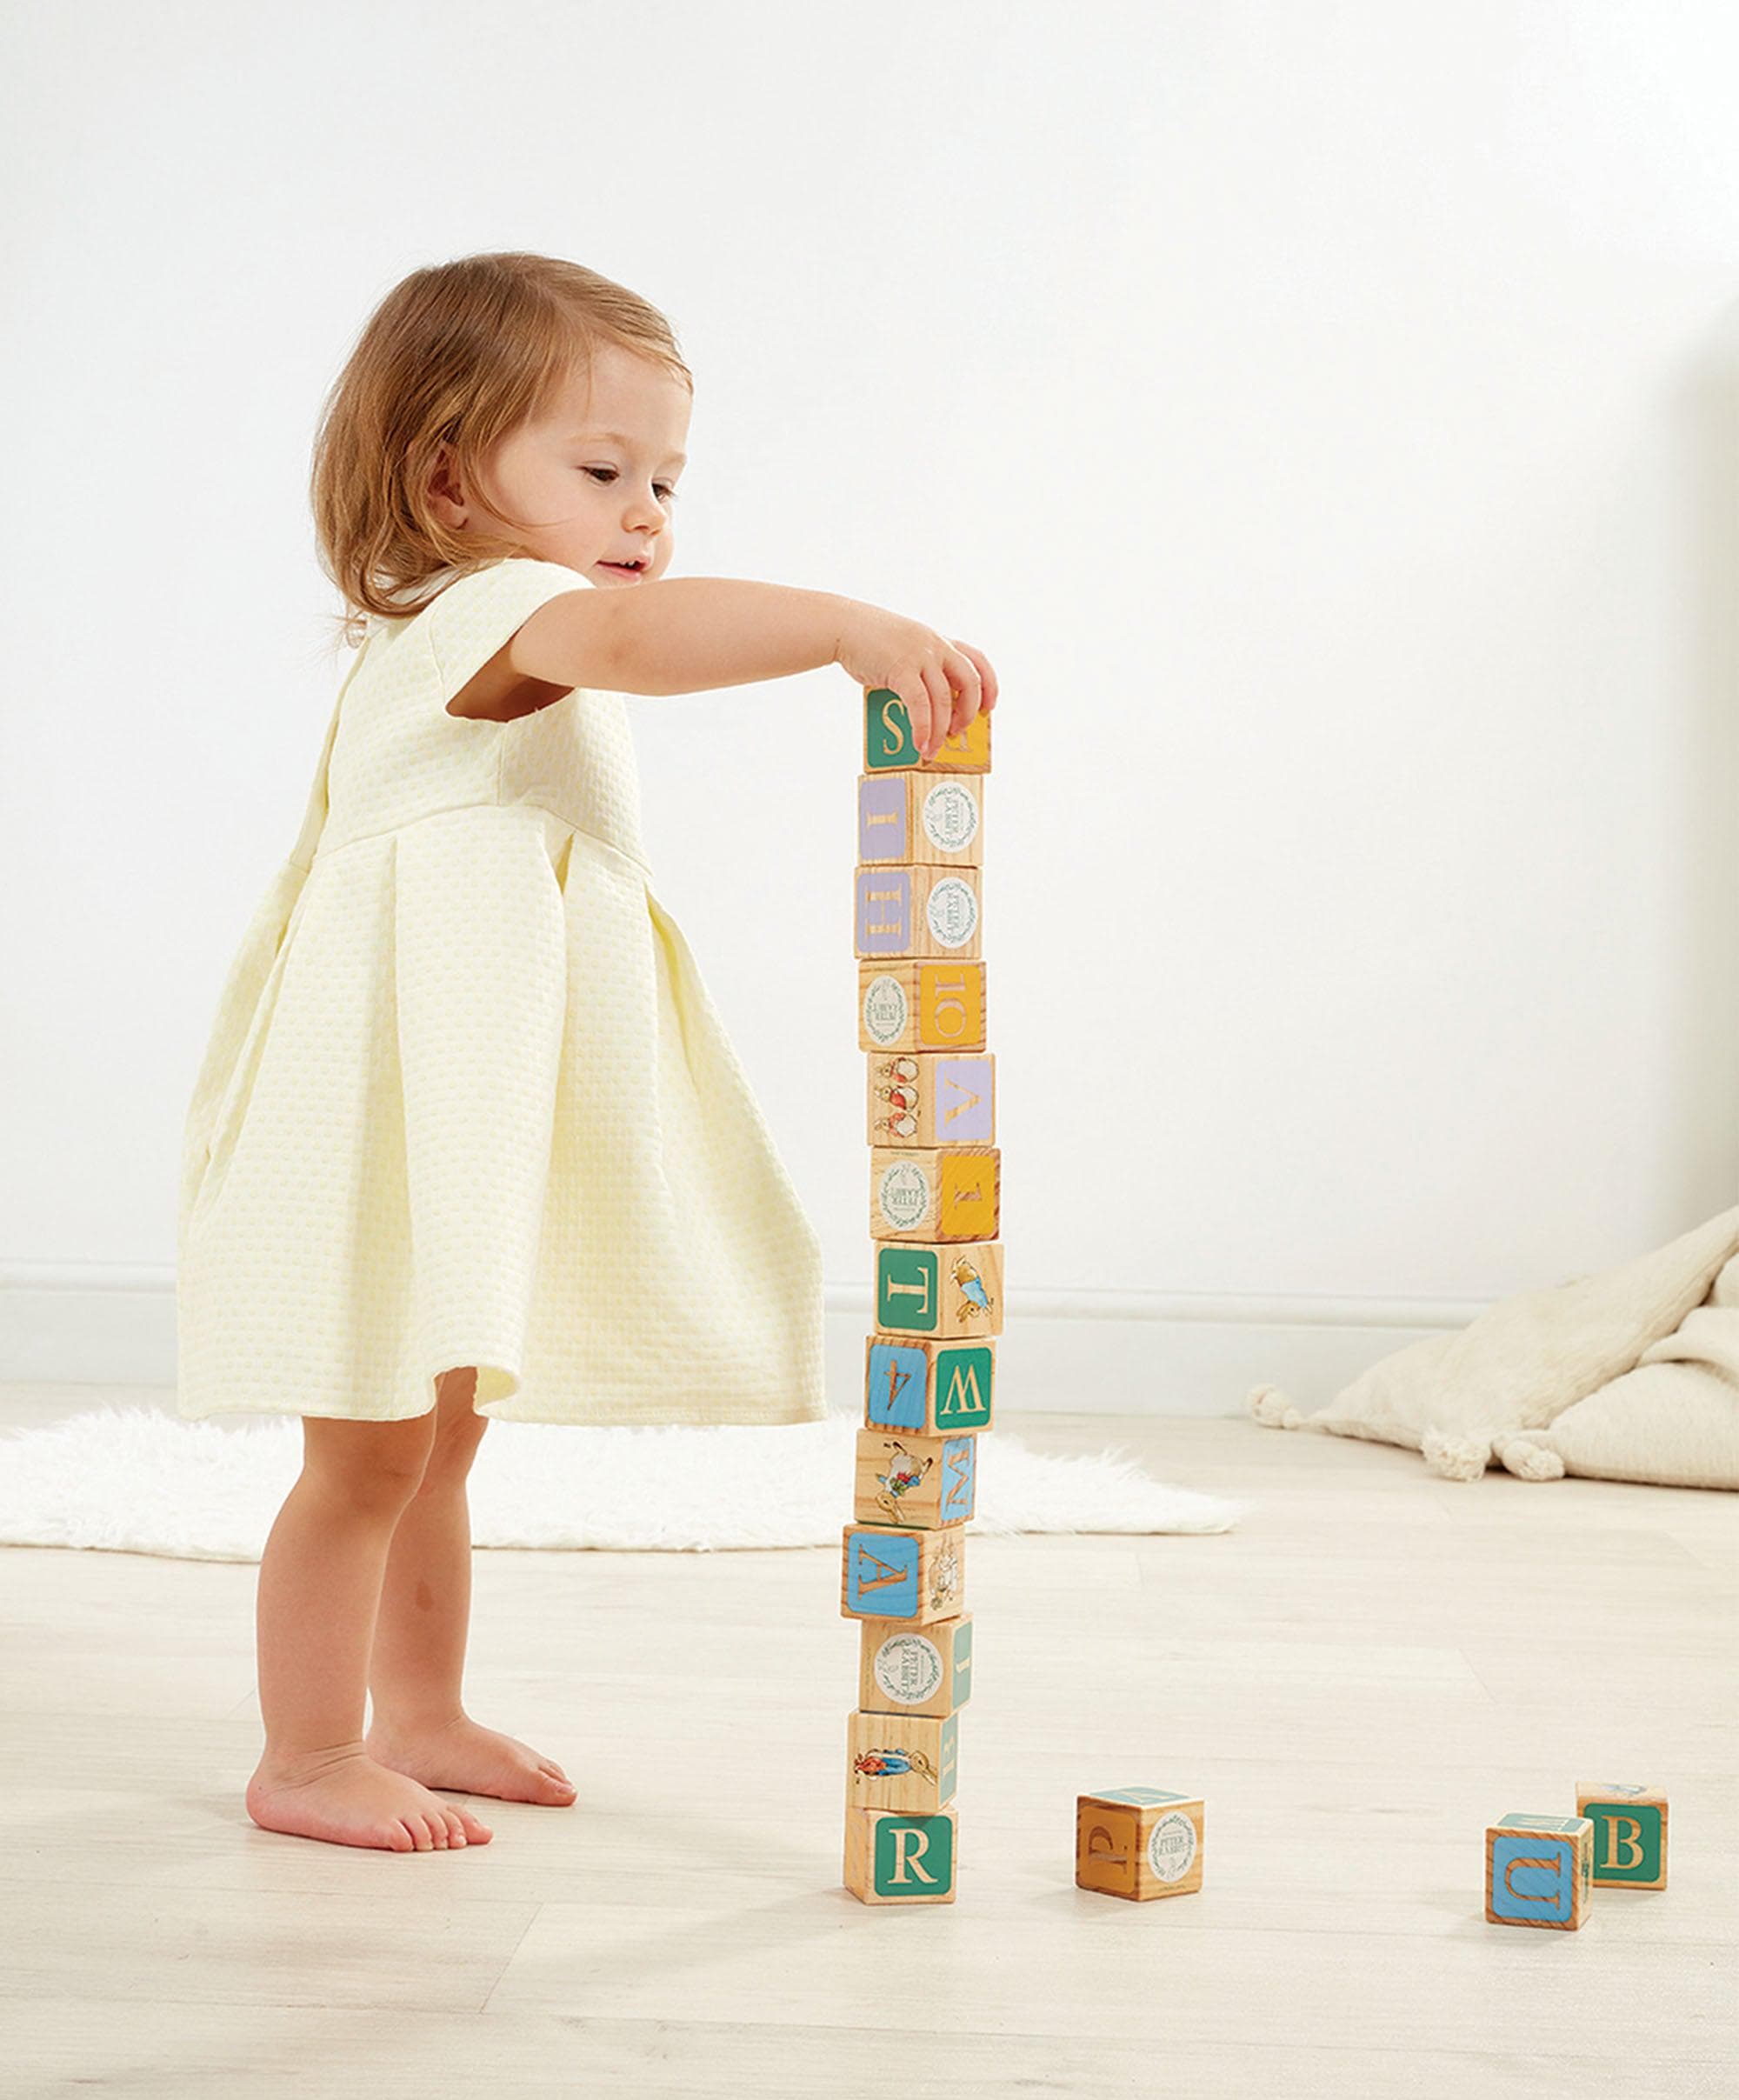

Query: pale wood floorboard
left=1, top=1385, right=1734, bottom=2097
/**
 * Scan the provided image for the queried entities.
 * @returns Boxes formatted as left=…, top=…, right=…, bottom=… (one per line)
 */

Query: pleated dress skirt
left=174, top=556, right=827, bottom=1426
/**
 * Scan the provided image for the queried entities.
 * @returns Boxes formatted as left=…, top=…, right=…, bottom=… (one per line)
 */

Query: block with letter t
left=875, top=1238, right=1003, bottom=1342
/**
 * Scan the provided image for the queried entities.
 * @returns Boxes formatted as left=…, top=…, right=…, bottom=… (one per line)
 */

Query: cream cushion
left=1248, top=1206, right=1739, bottom=1484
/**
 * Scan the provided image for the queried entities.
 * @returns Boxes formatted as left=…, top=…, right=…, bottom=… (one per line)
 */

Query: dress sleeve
left=423, top=557, right=595, bottom=710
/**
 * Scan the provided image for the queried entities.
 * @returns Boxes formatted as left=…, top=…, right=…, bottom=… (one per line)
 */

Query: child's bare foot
left=245, top=1743, right=496, bottom=1851
left=364, top=1712, right=578, bottom=1806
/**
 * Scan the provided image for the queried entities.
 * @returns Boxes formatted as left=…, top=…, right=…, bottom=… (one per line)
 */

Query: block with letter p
left=1076, top=1788, right=1205, bottom=1901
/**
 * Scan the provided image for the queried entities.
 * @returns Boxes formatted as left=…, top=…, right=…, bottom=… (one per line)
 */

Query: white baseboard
left=0, top=1266, right=1479, bottom=1416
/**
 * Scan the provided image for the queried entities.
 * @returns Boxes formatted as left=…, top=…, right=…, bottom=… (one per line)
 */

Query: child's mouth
left=598, top=560, right=645, bottom=577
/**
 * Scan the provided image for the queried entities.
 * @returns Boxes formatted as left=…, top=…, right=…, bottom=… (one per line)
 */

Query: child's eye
left=584, top=466, right=680, bottom=503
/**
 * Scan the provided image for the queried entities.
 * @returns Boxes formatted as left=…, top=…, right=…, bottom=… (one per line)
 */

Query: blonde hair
left=310, top=251, right=692, bottom=650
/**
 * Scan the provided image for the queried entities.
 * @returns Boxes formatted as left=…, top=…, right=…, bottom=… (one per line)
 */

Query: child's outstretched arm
left=508, top=577, right=995, bottom=763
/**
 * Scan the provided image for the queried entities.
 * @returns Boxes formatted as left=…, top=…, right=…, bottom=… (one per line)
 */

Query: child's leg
left=244, top=1403, right=495, bottom=1854
left=363, top=1366, right=576, bottom=1808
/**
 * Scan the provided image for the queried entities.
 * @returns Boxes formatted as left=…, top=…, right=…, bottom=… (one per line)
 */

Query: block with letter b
left=860, top=960, right=986, bottom=1054
left=855, top=863, right=982, bottom=962
left=1576, top=1781, right=1668, bottom=1890
left=869, top=1049, right=995, bottom=1147
left=1076, top=1787, right=1205, bottom=1901
left=1484, top=1813, right=1594, bottom=1929
left=864, top=686, right=990, bottom=774
left=841, top=1520, right=965, bottom=1625
left=875, top=1239, right=1003, bottom=1341
left=854, top=1425, right=976, bottom=1530
left=843, top=1805, right=958, bottom=1904
left=866, top=1336, right=995, bottom=1437
left=870, top=1145, right=1000, bottom=1243
left=859, top=1612, right=973, bottom=1721
left=858, top=769, right=984, bottom=868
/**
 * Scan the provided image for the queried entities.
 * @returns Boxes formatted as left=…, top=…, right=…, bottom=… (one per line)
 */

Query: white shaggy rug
left=0, top=1405, right=1250, bottom=1562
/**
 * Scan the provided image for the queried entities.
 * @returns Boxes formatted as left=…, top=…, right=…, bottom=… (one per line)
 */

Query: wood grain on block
left=859, top=960, right=986, bottom=1054
left=865, top=1335, right=995, bottom=1436
left=843, top=1804, right=959, bottom=1904
left=853, top=1424, right=977, bottom=1530
left=870, top=1145, right=1000, bottom=1243
left=1484, top=1814, right=1594, bottom=1929
left=1575, top=1782, right=1669, bottom=1890
left=854, top=863, right=982, bottom=962
left=858, top=1612, right=974, bottom=1721
left=856, top=770, right=985, bottom=868
left=868, top=1049, right=996, bottom=1148
left=846, top=1706, right=960, bottom=1813
left=874, top=1238, right=1003, bottom=1341
left=863, top=687, right=991, bottom=775
left=840, top=1520, right=966, bottom=1624
left=1076, top=1789, right=1206, bottom=1902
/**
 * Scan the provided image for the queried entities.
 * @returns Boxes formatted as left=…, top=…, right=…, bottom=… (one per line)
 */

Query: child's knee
left=300, top=1410, right=436, bottom=1510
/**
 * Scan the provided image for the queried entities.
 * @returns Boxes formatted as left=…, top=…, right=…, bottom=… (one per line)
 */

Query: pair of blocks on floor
left=1484, top=1783, right=1670, bottom=1929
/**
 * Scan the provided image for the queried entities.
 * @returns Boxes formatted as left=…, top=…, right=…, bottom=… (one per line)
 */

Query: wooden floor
left=1, top=1387, right=1734, bottom=2098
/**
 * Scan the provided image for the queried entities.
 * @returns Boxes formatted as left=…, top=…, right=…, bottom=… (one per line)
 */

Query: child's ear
left=426, top=441, right=468, bottom=530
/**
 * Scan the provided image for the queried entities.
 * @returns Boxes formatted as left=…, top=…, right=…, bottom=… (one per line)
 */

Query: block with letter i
left=1576, top=1781, right=1668, bottom=1890
left=1484, top=1813, right=1594, bottom=1929
left=1076, top=1788, right=1206, bottom=1901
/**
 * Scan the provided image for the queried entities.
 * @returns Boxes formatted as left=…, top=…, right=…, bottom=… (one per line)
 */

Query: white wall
left=4, top=0, right=1738, bottom=1408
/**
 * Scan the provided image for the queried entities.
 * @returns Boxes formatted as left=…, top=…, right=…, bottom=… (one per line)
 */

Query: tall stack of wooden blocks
left=841, top=685, right=997, bottom=1906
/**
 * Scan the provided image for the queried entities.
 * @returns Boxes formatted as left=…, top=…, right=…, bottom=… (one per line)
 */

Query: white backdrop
left=4, top=0, right=1738, bottom=1407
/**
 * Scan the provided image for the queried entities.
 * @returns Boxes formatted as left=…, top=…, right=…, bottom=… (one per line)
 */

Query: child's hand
left=835, top=603, right=998, bottom=762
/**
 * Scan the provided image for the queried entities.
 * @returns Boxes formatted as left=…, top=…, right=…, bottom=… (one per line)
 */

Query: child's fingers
left=917, top=663, right=956, bottom=757
left=950, top=639, right=997, bottom=710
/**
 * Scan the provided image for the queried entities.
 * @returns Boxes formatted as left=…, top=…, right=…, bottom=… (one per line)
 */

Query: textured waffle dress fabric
left=175, top=556, right=827, bottom=1426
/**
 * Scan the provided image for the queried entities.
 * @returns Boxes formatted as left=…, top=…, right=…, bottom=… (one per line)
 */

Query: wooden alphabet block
left=1076, top=1788, right=1205, bottom=1901
left=864, top=687, right=990, bottom=775
left=869, top=1050, right=996, bottom=1148
left=1484, top=1813, right=1594, bottom=1929
left=865, top=1336, right=995, bottom=1436
left=1575, top=1782, right=1669, bottom=1889
left=846, top=1706, right=959, bottom=1813
left=875, top=1238, right=1003, bottom=1340
left=841, top=1520, right=965, bottom=1624
left=859, top=960, right=986, bottom=1053
left=870, top=1145, right=1000, bottom=1243
left=858, top=1611, right=974, bottom=1720
left=854, top=1426, right=977, bottom=1530
left=854, top=863, right=982, bottom=962
left=857, top=770, right=984, bottom=867
left=844, top=1805, right=958, bottom=1904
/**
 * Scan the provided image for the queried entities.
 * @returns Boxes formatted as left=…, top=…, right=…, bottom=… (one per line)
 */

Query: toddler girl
left=175, top=250, right=997, bottom=1854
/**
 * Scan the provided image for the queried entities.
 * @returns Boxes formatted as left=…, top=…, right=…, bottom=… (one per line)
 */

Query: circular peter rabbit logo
left=872, top=1632, right=944, bottom=1705
left=863, top=973, right=909, bottom=1046
left=925, top=877, right=978, bottom=949
left=921, top=781, right=978, bottom=855
left=1147, top=1811, right=1197, bottom=1883
left=877, top=1160, right=933, bottom=1230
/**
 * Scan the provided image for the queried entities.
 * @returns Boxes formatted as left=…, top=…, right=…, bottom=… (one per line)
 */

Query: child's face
left=436, top=343, right=690, bottom=588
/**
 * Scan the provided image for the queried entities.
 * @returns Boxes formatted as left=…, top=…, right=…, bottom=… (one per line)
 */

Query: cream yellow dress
left=175, top=556, right=827, bottom=1426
